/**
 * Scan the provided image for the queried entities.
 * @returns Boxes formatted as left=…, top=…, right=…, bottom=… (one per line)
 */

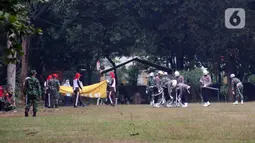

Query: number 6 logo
left=225, top=8, right=245, bottom=29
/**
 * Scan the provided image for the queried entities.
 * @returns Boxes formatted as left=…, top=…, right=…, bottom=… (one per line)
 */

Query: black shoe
left=25, top=112, right=28, bottom=117
left=33, top=112, right=36, bottom=117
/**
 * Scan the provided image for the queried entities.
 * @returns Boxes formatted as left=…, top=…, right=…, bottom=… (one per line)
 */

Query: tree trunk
left=226, top=54, right=235, bottom=102
left=166, top=58, right=169, bottom=68
left=87, top=65, right=92, bottom=85
left=21, top=36, right=30, bottom=101
left=7, top=63, right=16, bottom=105
left=7, top=37, right=16, bottom=106
left=218, top=62, right=222, bottom=84
left=177, top=48, right=184, bottom=70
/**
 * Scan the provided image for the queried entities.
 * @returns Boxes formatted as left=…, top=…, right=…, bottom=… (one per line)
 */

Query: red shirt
left=0, top=86, right=3, bottom=98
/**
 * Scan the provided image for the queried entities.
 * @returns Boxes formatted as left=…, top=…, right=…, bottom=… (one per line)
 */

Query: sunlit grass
left=0, top=103, right=255, bottom=143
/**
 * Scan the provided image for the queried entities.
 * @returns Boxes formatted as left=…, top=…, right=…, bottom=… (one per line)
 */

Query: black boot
left=33, top=112, right=36, bottom=117
left=25, top=111, right=28, bottom=117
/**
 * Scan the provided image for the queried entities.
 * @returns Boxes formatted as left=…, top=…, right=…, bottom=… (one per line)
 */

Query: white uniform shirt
left=73, top=79, right=83, bottom=90
left=63, top=81, right=71, bottom=96
left=110, top=78, right=116, bottom=92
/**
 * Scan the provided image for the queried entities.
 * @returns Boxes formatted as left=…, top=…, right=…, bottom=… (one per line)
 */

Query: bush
left=127, top=65, right=140, bottom=85
left=180, top=68, right=203, bottom=89
left=179, top=68, right=203, bottom=102
left=248, top=74, right=255, bottom=85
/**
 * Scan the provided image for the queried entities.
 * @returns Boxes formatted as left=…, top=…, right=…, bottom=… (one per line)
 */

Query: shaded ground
left=0, top=103, right=255, bottom=143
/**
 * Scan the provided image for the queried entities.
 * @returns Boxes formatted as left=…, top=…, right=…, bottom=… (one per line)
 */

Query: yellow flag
left=59, top=80, right=107, bottom=98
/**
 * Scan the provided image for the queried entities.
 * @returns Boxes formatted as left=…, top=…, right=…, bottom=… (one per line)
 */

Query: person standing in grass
left=146, top=72, right=156, bottom=105
left=24, top=70, right=42, bottom=117
left=73, top=73, right=85, bottom=107
left=44, top=75, right=52, bottom=108
left=108, top=72, right=116, bottom=106
left=230, top=74, right=244, bottom=105
left=63, top=79, right=71, bottom=106
left=48, top=74, right=60, bottom=108
left=199, top=70, right=212, bottom=107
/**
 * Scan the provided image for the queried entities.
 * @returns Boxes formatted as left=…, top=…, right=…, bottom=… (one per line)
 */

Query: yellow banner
left=59, top=80, right=107, bottom=98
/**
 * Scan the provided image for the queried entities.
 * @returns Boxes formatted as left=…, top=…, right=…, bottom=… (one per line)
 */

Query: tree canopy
left=1, top=0, right=255, bottom=85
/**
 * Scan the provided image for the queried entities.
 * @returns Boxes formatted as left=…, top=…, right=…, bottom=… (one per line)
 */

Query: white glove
left=146, top=90, right=148, bottom=94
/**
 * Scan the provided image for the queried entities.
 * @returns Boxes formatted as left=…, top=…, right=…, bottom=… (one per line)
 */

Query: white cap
left=149, top=73, right=154, bottom=77
left=174, top=71, right=180, bottom=77
left=230, top=74, right=235, bottom=78
left=158, top=71, right=163, bottom=75
left=172, top=80, right=177, bottom=87
left=203, top=70, right=209, bottom=75
left=164, top=72, right=168, bottom=75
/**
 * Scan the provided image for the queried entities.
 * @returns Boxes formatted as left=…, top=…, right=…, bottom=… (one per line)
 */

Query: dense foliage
left=1, top=0, right=255, bottom=100
left=0, top=0, right=42, bottom=64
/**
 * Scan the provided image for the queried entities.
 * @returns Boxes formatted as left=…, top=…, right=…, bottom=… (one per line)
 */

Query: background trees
left=1, top=0, right=255, bottom=101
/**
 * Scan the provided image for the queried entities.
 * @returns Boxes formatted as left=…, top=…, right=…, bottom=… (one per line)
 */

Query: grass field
left=0, top=102, right=255, bottom=143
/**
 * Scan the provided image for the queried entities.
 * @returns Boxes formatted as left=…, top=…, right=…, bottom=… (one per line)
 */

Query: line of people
left=44, top=72, right=86, bottom=108
left=146, top=69, right=244, bottom=108
left=24, top=71, right=88, bottom=117
left=44, top=74, right=60, bottom=108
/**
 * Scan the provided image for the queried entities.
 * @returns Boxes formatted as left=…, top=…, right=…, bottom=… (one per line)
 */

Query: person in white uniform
left=73, top=73, right=85, bottom=107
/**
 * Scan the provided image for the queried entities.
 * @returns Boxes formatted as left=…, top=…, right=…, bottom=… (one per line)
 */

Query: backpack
left=49, top=79, right=59, bottom=91
left=25, top=77, right=39, bottom=95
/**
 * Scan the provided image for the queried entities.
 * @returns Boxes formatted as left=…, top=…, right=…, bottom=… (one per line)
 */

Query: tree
left=0, top=0, right=42, bottom=102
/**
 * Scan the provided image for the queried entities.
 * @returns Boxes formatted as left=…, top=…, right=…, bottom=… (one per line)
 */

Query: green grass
left=0, top=103, right=255, bottom=143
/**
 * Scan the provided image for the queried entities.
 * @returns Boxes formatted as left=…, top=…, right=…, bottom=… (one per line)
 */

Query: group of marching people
left=24, top=70, right=87, bottom=117
left=44, top=73, right=86, bottom=108
left=44, top=74, right=60, bottom=108
left=146, top=70, right=191, bottom=108
left=146, top=69, right=244, bottom=108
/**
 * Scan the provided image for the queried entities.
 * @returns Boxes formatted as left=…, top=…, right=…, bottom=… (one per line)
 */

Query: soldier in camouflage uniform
left=24, top=70, right=41, bottom=117
left=230, top=74, right=244, bottom=105
left=146, top=72, right=156, bottom=105
left=48, top=74, right=60, bottom=108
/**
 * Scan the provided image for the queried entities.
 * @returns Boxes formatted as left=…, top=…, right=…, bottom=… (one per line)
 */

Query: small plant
left=180, top=67, right=203, bottom=89
left=248, top=74, right=255, bottom=85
